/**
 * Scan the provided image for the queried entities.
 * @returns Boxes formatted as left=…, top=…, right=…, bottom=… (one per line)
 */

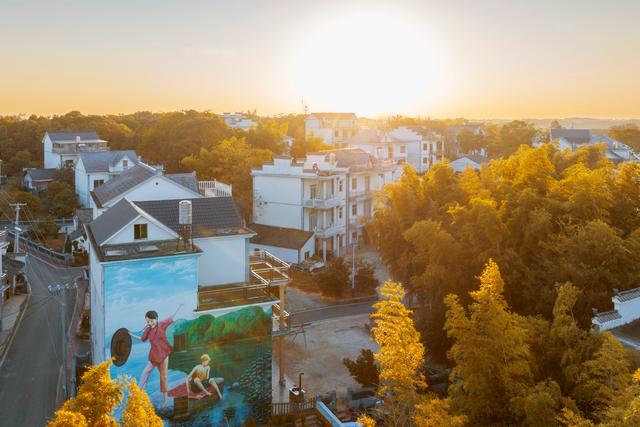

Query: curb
left=0, top=281, right=31, bottom=370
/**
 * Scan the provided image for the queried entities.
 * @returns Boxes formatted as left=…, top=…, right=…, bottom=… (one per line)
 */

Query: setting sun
left=289, top=12, right=445, bottom=116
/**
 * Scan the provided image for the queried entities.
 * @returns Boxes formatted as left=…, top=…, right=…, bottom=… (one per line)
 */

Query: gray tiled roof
left=594, top=310, right=622, bottom=323
left=80, top=151, right=138, bottom=173
left=133, top=197, right=248, bottom=238
left=24, top=168, right=57, bottom=181
left=46, top=131, right=101, bottom=142
left=249, top=223, right=314, bottom=250
left=309, top=148, right=372, bottom=168
left=166, top=172, right=198, bottom=193
left=615, top=287, right=640, bottom=303
left=87, top=198, right=140, bottom=245
left=464, top=154, right=490, bottom=164
left=550, top=129, right=592, bottom=145
left=90, top=164, right=158, bottom=207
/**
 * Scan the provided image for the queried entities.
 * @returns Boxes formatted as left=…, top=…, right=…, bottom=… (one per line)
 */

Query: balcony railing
left=303, top=195, right=343, bottom=209
left=198, top=180, right=232, bottom=197
left=313, top=223, right=344, bottom=238
left=52, top=143, right=109, bottom=154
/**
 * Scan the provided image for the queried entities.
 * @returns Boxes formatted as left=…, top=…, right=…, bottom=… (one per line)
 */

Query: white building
left=252, top=149, right=399, bottom=261
left=449, top=154, right=490, bottom=173
left=75, top=150, right=139, bottom=207
left=550, top=128, right=639, bottom=164
left=592, top=287, right=640, bottom=331
left=42, top=131, right=109, bottom=169
left=222, top=113, right=257, bottom=132
left=305, top=113, right=358, bottom=146
left=347, top=127, right=440, bottom=175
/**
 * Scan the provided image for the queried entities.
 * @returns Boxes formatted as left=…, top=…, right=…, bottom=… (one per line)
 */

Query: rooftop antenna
left=177, top=200, right=193, bottom=251
left=301, top=97, right=308, bottom=115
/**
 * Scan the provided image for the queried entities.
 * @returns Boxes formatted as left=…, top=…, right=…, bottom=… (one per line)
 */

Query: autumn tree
left=609, top=123, right=640, bottom=151
left=343, top=349, right=380, bottom=388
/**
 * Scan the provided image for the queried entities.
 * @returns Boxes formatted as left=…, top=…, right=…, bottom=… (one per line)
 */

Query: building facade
left=305, top=113, right=358, bottom=146
left=42, top=131, right=109, bottom=169
left=75, top=150, right=139, bottom=207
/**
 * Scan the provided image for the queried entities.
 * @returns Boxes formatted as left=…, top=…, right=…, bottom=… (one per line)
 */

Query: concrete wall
left=194, top=235, right=251, bottom=286
left=253, top=175, right=303, bottom=228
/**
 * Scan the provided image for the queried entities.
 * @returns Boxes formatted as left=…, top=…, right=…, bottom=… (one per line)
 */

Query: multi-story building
left=86, top=196, right=289, bottom=424
left=42, top=131, right=109, bottom=168
left=305, top=113, right=358, bottom=146
left=347, top=126, right=440, bottom=174
left=251, top=148, right=399, bottom=262
left=550, top=128, right=639, bottom=164
left=75, top=150, right=140, bottom=207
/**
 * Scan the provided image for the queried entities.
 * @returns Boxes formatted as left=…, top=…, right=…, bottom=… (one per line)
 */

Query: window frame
left=134, top=223, right=148, bottom=240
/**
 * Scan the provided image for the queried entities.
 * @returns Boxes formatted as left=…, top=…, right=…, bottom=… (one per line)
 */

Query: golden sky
left=1, top=0, right=639, bottom=119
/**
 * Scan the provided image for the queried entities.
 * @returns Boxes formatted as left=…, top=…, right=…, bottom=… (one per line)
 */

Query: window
left=400, top=145, right=406, bottom=154
left=93, top=179, right=105, bottom=188
left=423, top=143, right=428, bottom=151
left=338, top=179, right=343, bottom=192
left=304, top=251, right=310, bottom=259
left=338, top=206, right=343, bottom=219
left=376, top=147, right=383, bottom=158
left=351, top=178, right=357, bottom=190
left=387, top=146, right=393, bottom=158
left=423, top=157, right=428, bottom=164
left=351, top=204, right=357, bottom=216
left=352, top=232, right=358, bottom=242
left=310, top=184, right=317, bottom=199
left=122, top=159, right=129, bottom=169
left=134, top=223, right=148, bottom=240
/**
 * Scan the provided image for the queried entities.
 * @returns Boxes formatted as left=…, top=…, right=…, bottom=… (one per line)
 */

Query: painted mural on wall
left=104, top=256, right=273, bottom=426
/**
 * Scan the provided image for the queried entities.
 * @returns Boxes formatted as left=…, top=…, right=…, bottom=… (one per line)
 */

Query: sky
left=1, top=0, right=639, bottom=119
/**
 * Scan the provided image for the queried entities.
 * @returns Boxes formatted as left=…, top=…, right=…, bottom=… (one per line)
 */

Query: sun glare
left=290, top=13, right=444, bottom=116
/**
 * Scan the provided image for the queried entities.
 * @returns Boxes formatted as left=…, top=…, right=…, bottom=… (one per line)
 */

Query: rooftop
left=614, top=287, right=640, bottom=303
left=46, top=131, right=103, bottom=143
left=91, top=238, right=201, bottom=262
left=307, top=112, right=356, bottom=121
left=90, top=163, right=159, bottom=208
left=249, top=223, right=314, bottom=250
left=550, top=128, right=592, bottom=145
left=23, top=168, right=57, bottom=182
left=165, top=172, right=198, bottom=193
left=80, top=150, right=138, bottom=173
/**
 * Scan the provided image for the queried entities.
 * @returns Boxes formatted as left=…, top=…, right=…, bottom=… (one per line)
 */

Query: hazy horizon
left=2, top=0, right=640, bottom=119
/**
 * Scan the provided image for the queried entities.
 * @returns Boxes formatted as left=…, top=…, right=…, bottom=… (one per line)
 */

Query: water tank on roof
left=178, top=200, right=192, bottom=225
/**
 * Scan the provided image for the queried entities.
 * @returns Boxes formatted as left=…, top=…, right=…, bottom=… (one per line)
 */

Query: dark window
left=351, top=204, right=357, bottom=216
left=122, top=159, right=129, bottom=169
left=134, top=223, right=148, bottom=240
left=93, top=179, right=105, bottom=188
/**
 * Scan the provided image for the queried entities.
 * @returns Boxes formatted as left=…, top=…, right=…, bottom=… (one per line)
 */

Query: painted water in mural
left=103, top=256, right=272, bottom=426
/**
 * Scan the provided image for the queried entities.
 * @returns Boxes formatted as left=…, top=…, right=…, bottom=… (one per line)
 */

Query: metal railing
left=51, top=143, right=108, bottom=154
left=197, top=180, right=232, bottom=197
left=303, top=195, right=343, bottom=209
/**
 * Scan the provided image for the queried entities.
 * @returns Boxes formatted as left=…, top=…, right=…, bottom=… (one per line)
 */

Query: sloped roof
left=24, top=168, right=56, bottom=181
left=90, top=164, right=158, bottom=208
left=464, top=154, right=490, bottom=164
left=615, top=287, right=640, bottom=303
left=46, top=131, right=102, bottom=142
left=87, top=198, right=140, bottom=245
left=594, top=310, right=622, bottom=324
left=308, top=148, right=372, bottom=168
left=249, top=223, right=314, bottom=250
left=166, top=172, right=198, bottom=193
left=133, top=197, right=249, bottom=238
left=308, top=112, right=356, bottom=120
left=80, top=151, right=138, bottom=173
left=550, top=129, right=592, bottom=145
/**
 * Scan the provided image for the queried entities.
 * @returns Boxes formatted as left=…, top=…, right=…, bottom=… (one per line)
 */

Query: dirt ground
left=276, top=313, right=378, bottom=400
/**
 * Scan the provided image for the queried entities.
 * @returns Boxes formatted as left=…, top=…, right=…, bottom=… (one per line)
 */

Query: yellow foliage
left=121, top=379, right=163, bottom=427
left=48, top=409, right=89, bottom=427
left=357, top=414, right=377, bottom=427
left=414, top=397, right=466, bottom=427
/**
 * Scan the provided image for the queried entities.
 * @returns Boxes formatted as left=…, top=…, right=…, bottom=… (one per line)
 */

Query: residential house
left=252, top=149, right=399, bottom=261
left=75, top=150, right=139, bottom=207
left=347, top=126, right=440, bottom=175
left=85, top=196, right=286, bottom=424
left=448, top=154, right=490, bottom=173
left=305, top=113, right=358, bottom=146
left=592, top=287, right=640, bottom=330
left=23, top=168, right=57, bottom=194
left=222, top=112, right=256, bottom=131
left=248, top=223, right=314, bottom=264
left=42, top=131, right=108, bottom=169
left=550, top=128, right=639, bottom=164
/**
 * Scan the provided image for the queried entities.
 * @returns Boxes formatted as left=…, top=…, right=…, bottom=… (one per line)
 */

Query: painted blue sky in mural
left=104, top=255, right=199, bottom=341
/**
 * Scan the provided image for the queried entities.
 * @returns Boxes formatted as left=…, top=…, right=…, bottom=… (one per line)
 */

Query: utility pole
left=48, top=282, right=77, bottom=401
left=10, top=203, right=26, bottom=254
left=351, top=239, right=357, bottom=298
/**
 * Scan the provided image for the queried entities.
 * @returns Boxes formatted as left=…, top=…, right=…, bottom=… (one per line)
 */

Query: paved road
left=290, top=301, right=375, bottom=325
left=0, top=256, right=84, bottom=427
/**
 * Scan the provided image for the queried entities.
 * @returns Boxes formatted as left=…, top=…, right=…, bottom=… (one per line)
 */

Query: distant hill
left=481, top=117, right=640, bottom=130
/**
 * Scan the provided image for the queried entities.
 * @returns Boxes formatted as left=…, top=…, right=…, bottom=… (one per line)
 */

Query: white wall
left=253, top=175, right=303, bottom=228
left=89, top=242, right=105, bottom=363
left=195, top=235, right=250, bottom=286
left=106, top=218, right=175, bottom=245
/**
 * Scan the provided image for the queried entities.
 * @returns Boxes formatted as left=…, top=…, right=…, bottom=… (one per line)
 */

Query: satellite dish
left=111, top=328, right=132, bottom=367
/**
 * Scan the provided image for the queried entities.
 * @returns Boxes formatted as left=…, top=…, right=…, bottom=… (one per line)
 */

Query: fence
left=6, top=229, right=70, bottom=266
left=272, top=397, right=317, bottom=416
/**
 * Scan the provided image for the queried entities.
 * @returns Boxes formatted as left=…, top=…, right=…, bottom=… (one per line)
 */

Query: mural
left=104, top=256, right=273, bottom=426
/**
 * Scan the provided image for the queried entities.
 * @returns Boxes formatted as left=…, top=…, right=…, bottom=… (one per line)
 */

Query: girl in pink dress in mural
left=130, top=304, right=184, bottom=408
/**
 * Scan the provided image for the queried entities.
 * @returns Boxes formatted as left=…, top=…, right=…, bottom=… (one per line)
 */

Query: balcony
left=198, top=180, right=232, bottom=197
left=348, top=188, right=373, bottom=200
left=313, top=223, right=344, bottom=238
left=196, top=250, right=290, bottom=311
left=303, top=195, right=343, bottom=209
left=52, top=143, right=109, bottom=154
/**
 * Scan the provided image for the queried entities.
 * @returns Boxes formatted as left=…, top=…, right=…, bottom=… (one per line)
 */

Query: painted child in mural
left=186, top=354, right=224, bottom=400
left=129, top=304, right=184, bottom=408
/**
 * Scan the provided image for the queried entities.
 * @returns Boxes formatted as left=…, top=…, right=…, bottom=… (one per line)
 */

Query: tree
left=315, top=257, right=350, bottom=297
left=343, top=349, right=380, bottom=388
left=41, top=180, right=79, bottom=218
left=371, top=281, right=425, bottom=426
left=28, top=220, right=59, bottom=240
left=49, top=361, right=162, bottom=427
left=5, top=150, right=32, bottom=176
left=609, top=123, right=640, bottom=151
left=457, top=128, right=486, bottom=154
left=354, top=262, right=379, bottom=296
left=444, top=260, right=533, bottom=425
left=246, top=119, right=287, bottom=154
